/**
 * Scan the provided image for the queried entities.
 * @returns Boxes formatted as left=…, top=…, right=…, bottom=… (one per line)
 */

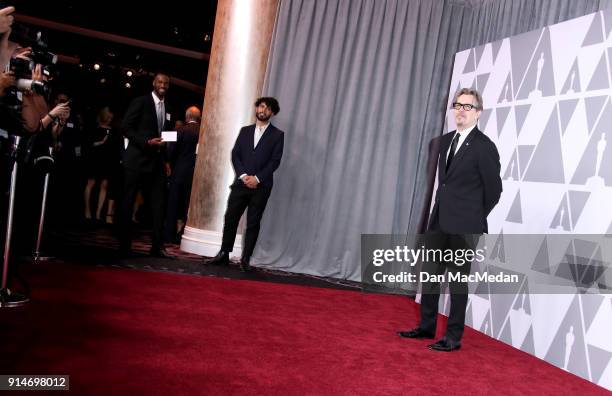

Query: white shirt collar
left=446, top=123, right=477, bottom=161
left=152, top=92, right=164, bottom=105
left=456, top=123, right=477, bottom=137
left=256, top=123, right=270, bottom=132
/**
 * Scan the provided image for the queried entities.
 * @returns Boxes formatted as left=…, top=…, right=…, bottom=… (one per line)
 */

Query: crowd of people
left=0, top=5, right=202, bottom=259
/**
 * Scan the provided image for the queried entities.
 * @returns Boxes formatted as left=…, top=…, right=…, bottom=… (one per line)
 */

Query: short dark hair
left=255, top=97, right=280, bottom=115
left=153, top=71, right=170, bottom=80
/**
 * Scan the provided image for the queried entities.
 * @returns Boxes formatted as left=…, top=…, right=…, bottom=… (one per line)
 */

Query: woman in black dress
left=83, top=107, right=118, bottom=222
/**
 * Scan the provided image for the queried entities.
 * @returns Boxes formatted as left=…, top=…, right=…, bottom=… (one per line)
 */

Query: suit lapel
left=254, top=124, right=274, bottom=150
left=148, top=95, right=160, bottom=136
left=445, top=127, right=479, bottom=176
left=246, top=125, right=256, bottom=149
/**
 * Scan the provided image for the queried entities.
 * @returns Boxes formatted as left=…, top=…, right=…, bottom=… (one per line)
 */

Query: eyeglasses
left=452, top=102, right=479, bottom=111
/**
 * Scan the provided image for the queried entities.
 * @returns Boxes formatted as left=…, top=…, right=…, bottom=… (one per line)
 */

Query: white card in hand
left=161, top=131, right=177, bottom=142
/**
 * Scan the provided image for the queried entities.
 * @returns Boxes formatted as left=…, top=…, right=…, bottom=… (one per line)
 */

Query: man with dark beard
left=206, top=97, right=284, bottom=271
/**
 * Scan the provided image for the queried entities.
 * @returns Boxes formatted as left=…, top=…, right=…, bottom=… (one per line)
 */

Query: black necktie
left=446, top=133, right=460, bottom=170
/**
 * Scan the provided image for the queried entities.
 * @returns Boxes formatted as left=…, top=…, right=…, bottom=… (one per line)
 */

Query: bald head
left=185, top=106, right=201, bottom=123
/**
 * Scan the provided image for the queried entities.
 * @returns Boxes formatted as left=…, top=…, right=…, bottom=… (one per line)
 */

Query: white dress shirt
left=446, top=123, right=477, bottom=162
left=254, top=123, right=269, bottom=148
left=239, top=123, right=270, bottom=183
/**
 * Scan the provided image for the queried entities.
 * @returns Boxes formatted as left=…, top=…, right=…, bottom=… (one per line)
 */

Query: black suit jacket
left=168, top=121, right=199, bottom=180
left=231, top=124, right=284, bottom=188
left=121, top=94, right=173, bottom=172
left=428, top=126, right=502, bottom=234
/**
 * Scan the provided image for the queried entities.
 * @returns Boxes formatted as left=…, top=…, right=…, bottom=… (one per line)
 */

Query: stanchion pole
left=33, top=149, right=54, bottom=262
left=1, top=135, right=30, bottom=308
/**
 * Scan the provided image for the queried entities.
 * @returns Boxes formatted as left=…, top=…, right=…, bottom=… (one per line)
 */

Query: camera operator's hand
left=48, top=102, right=70, bottom=121
left=0, top=70, right=15, bottom=97
left=0, top=6, right=15, bottom=34
left=14, top=46, right=32, bottom=60
left=31, top=63, right=43, bottom=82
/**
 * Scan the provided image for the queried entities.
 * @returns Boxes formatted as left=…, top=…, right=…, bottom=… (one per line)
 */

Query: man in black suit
left=119, top=72, right=174, bottom=258
left=164, top=106, right=201, bottom=243
left=399, top=88, right=502, bottom=351
left=207, top=97, right=284, bottom=271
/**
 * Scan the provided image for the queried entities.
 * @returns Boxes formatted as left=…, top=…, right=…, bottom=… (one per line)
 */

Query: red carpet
left=0, top=262, right=607, bottom=395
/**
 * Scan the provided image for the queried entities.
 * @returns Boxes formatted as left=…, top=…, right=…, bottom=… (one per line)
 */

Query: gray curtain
left=253, top=0, right=612, bottom=280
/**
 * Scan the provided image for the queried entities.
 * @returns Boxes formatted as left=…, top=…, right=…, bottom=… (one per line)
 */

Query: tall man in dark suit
left=399, top=88, right=502, bottom=351
left=164, top=106, right=201, bottom=243
left=207, top=97, right=284, bottom=271
left=119, top=72, right=174, bottom=258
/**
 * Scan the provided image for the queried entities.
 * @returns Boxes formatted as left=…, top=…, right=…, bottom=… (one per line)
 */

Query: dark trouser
left=119, top=166, right=167, bottom=251
left=220, top=182, right=272, bottom=259
left=419, top=232, right=476, bottom=343
left=164, top=171, right=193, bottom=242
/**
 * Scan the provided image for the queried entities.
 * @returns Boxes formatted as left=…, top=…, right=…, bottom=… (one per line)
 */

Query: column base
left=180, top=226, right=243, bottom=259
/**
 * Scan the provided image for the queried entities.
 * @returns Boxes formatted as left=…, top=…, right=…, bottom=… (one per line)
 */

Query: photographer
left=20, top=63, right=69, bottom=133
left=0, top=4, right=17, bottom=242
left=0, top=12, right=66, bottom=256
left=47, top=92, right=85, bottom=228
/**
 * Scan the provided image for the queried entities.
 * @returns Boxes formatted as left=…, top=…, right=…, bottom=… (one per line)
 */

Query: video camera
left=9, top=58, right=47, bottom=96
left=6, top=27, right=57, bottom=97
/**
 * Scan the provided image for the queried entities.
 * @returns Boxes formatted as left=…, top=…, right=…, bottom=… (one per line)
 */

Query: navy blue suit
left=230, top=124, right=284, bottom=188
left=221, top=123, right=284, bottom=258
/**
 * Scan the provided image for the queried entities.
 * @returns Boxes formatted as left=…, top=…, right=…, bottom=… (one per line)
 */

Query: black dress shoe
left=427, top=338, right=461, bottom=352
left=207, top=251, right=229, bottom=266
left=150, top=248, right=175, bottom=259
left=397, top=328, right=435, bottom=339
left=239, top=257, right=251, bottom=272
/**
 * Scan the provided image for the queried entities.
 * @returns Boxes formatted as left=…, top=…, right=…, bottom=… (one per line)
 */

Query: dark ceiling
left=9, top=1, right=218, bottom=119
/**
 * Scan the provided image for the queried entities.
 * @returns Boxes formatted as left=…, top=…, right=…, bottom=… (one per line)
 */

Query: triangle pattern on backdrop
left=582, top=13, right=605, bottom=47
left=523, top=105, right=565, bottom=184
left=506, top=189, right=523, bottom=223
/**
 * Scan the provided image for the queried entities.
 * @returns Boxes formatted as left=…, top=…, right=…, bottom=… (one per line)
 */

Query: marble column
left=181, top=0, right=280, bottom=257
